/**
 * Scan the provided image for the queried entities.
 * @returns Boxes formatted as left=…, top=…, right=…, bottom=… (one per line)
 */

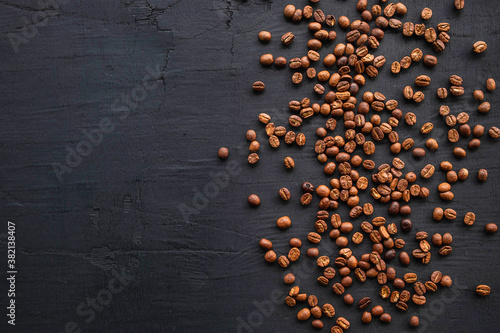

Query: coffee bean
left=437, top=87, right=448, bottom=99
left=297, top=308, right=311, bottom=321
left=322, top=303, right=335, bottom=317
left=337, top=317, right=350, bottom=330
left=248, top=153, right=259, bottom=164
left=415, top=23, right=426, bottom=36
left=473, top=41, right=487, bottom=53
left=439, top=191, right=454, bottom=201
left=403, top=22, right=415, bottom=36
left=439, top=245, right=452, bottom=256
left=258, top=31, right=271, bottom=42
left=476, top=285, right=491, bottom=296
left=453, top=147, right=466, bottom=158
left=248, top=194, right=261, bottom=206
left=421, top=122, right=434, bottom=133
left=421, top=164, right=435, bottom=178
left=486, top=223, right=498, bottom=234
left=449, top=75, right=463, bottom=86
left=308, top=232, right=321, bottom=243
left=421, top=7, right=432, bottom=19
left=486, top=78, right=496, bottom=91
left=358, top=296, right=371, bottom=309
left=425, top=281, right=438, bottom=292
left=478, top=102, right=491, bottom=113
left=391, top=61, right=401, bottom=74
left=413, top=91, right=425, bottom=103
left=401, top=56, right=412, bottom=69
left=277, top=216, right=291, bottom=229
left=455, top=0, right=465, bottom=9
left=264, top=250, right=276, bottom=263
left=285, top=296, right=296, bottom=307
left=362, top=311, right=372, bottom=323
left=278, top=188, right=291, bottom=201
left=403, top=86, right=413, bottom=100
left=291, top=72, right=303, bottom=85
left=281, top=32, right=294, bottom=45
left=380, top=313, right=392, bottom=323
left=301, top=193, right=312, bottom=205
left=440, top=275, right=453, bottom=287
left=412, top=294, right=426, bottom=305
left=489, top=126, right=500, bottom=138
left=478, top=169, right=488, bottom=181
left=410, top=316, right=420, bottom=327
left=444, top=208, right=457, bottom=220
left=450, top=86, right=465, bottom=96
left=399, top=251, right=410, bottom=265
left=396, top=301, right=408, bottom=311
left=448, top=129, right=459, bottom=143
left=260, top=54, right=274, bottom=66
left=458, top=168, right=469, bottom=180
left=218, top=147, right=230, bottom=159
left=423, top=55, right=438, bottom=67
left=424, top=28, right=437, bottom=43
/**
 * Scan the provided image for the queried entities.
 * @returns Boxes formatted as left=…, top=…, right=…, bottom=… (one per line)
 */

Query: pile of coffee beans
left=220, top=0, right=497, bottom=330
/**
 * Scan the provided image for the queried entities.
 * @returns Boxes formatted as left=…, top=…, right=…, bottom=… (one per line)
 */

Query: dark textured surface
left=1, top=0, right=500, bottom=332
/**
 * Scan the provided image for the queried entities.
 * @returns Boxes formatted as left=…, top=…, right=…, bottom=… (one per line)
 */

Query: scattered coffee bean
left=473, top=41, right=487, bottom=53
left=248, top=194, right=260, bottom=206
left=478, top=169, right=488, bottom=181
left=218, top=147, right=229, bottom=159
left=486, top=78, right=496, bottom=92
left=485, top=223, right=498, bottom=234
left=476, top=285, right=491, bottom=296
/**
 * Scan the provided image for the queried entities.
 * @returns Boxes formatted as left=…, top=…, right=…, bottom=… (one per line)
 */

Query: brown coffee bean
left=448, top=129, right=459, bottom=143
left=421, top=164, right=435, bottom=179
left=478, top=169, right=488, bottom=181
left=413, top=91, right=425, bottom=103
left=421, top=122, right=434, bottom=134
left=478, top=102, right=491, bottom=113
left=453, top=147, right=466, bottom=158
left=380, top=313, right=392, bottom=323
left=421, top=7, right=432, bottom=19
left=281, top=32, right=294, bottom=45
left=358, top=296, right=371, bottom=309
left=475, top=285, right=491, bottom=296
left=486, top=223, right=498, bottom=234
left=450, top=86, right=465, bottom=96
left=424, top=28, right=437, bottom=43
left=217, top=146, right=231, bottom=160
left=437, top=87, right=448, bottom=99
left=473, top=41, right=487, bottom=53
left=248, top=194, right=261, bottom=206
left=444, top=208, right=457, bottom=220
left=248, top=153, right=260, bottom=165
left=277, top=187, right=291, bottom=201
left=297, top=308, right=311, bottom=321
left=291, top=72, right=303, bottom=85
left=423, top=55, right=438, bottom=67
left=486, top=78, right=496, bottom=91
left=264, top=250, right=276, bottom=263
left=439, top=245, right=452, bottom=256
left=277, top=216, right=291, bottom=229
left=489, top=127, right=500, bottom=138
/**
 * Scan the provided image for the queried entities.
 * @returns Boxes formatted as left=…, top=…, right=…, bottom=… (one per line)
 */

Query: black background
left=1, top=0, right=500, bottom=332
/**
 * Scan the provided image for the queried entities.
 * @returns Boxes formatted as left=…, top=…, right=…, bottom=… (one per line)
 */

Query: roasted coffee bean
left=486, top=223, right=498, bottom=234
left=424, top=28, right=437, bottom=43
left=425, top=281, right=438, bottom=292
left=476, top=285, right=491, bottom=296
left=248, top=153, right=259, bottom=164
left=478, top=169, right=488, bottom=181
left=437, top=87, right=448, bottom=99
left=278, top=255, right=289, bottom=267
left=453, top=147, right=466, bottom=158
left=396, top=301, right=408, bottom=311
left=450, top=86, right=465, bottom=96
left=399, top=251, right=410, bottom=265
left=423, top=55, right=438, bottom=67
left=421, top=7, right=432, bottom=19
left=218, top=147, right=230, bottom=159
left=473, top=41, right=487, bottom=53
left=421, top=164, right=435, bottom=178
left=440, top=275, right=453, bottom=287
left=308, top=232, right=321, bottom=243
left=337, top=317, right=350, bottom=330
left=285, top=296, right=296, bottom=307
left=322, top=303, right=335, bottom=318
left=380, top=313, right=392, bottom=323
left=439, top=245, right=452, bottom=256
left=444, top=208, right=457, bottom=220
left=277, top=216, right=291, bottom=229
left=248, top=194, right=261, bottom=206
left=358, top=296, right=371, bottom=309
left=297, top=308, right=311, bottom=321
left=288, top=247, right=301, bottom=261
left=292, top=72, right=303, bottom=84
